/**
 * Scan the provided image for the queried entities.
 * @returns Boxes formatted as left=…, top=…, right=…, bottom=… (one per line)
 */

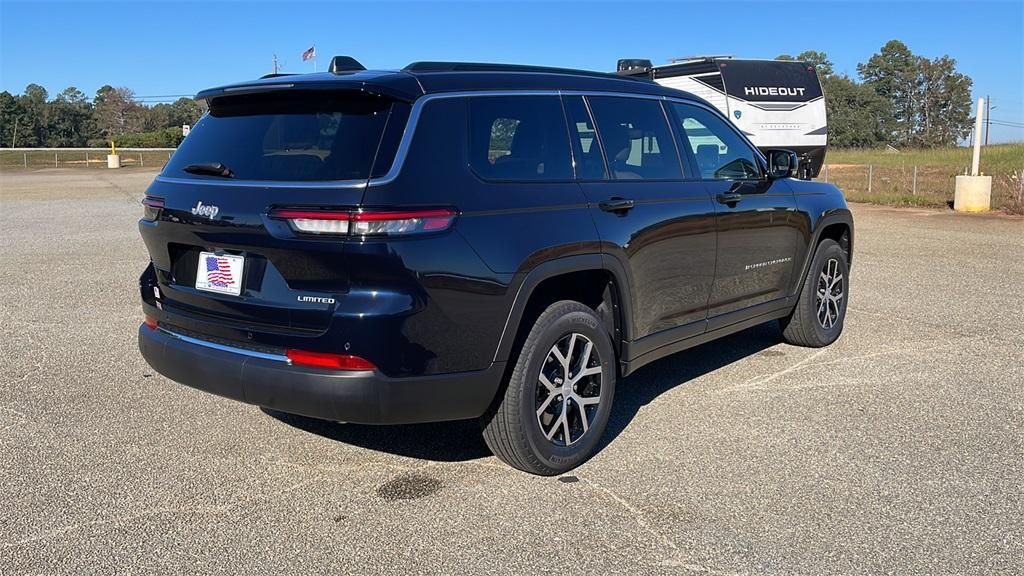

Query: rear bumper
left=138, top=324, right=504, bottom=425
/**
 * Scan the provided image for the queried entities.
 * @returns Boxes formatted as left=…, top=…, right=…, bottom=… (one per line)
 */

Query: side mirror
left=766, top=149, right=799, bottom=179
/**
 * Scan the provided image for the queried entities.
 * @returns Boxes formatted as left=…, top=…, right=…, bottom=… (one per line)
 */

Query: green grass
left=0, top=149, right=174, bottom=171
left=825, top=143, right=1022, bottom=175
left=819, top=143, right=1024, bottom=211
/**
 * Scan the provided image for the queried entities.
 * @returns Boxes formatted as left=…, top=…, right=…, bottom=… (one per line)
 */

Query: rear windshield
left=165, top=91, right=396, bottom=182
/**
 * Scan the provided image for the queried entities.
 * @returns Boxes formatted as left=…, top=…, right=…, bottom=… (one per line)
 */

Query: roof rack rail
left=402, top=61, right=645, bottom=81
left=260, top=73, right=297, bottom=79
left=668, top=55, right=734, bottom=64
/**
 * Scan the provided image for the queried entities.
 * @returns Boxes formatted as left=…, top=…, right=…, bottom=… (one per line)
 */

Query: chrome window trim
left=159, top=327, right=291, bottom=363
left=155, top=88, right=765, bottom=190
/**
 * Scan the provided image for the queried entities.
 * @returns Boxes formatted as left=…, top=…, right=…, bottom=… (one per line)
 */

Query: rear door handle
left=716, top=192, right=743, bottom=205
left=599, top=198, right=635, bottom=213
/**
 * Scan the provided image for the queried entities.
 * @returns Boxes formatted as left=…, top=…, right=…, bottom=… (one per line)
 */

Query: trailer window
left=670, top=103, right=760, bottom=180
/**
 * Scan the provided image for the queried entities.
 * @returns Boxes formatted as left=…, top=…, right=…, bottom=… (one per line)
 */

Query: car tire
left=481, top=300, right=616, bottom=475
left=779, top=238, right=849, bottom=347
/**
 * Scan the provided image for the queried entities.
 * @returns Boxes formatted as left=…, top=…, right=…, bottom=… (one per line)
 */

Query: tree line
left=0, top=85, right=201, bottom=148
left=778, top=40, right=974, bottom=148
left=0, top=40, right=975, bottom=150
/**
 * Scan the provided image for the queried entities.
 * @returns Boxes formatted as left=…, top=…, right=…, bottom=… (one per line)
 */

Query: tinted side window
left=670, top=103, right=761, bottom=180
left=562, top=96, right=607, bottom=180
left=587, top=96, right=682, bottom=180
left=468, top=96, right=572, bottom=181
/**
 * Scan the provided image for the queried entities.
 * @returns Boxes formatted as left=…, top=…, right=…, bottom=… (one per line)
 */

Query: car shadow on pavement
left=264, top=322, right=782, bottom=464
left=262, top=408, right=494, bottom=462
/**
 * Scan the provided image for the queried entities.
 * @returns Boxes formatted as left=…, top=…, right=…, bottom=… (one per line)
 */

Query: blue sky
left=1, top=0, right=1022, bottom=142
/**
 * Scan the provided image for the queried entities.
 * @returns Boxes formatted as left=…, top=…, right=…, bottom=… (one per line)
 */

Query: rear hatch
left=140, top=89, right=409, bottom=335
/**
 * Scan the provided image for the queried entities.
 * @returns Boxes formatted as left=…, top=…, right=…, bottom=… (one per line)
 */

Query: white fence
left=1, top=148, right=177, bottom=170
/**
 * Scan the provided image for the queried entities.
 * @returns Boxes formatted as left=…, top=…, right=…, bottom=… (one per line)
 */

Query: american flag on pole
left=302, top=46, right=316, bottom=62
left=205, top=256, right=235, bottom=287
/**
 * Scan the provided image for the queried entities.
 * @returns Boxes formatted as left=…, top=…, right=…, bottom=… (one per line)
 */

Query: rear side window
left=166, top=91, right=395, bottom=181
left=468, top=96, right=572, bottom=181
left=562, top=96, right=607, bottom=180
left=670, top=103, right=761, bottom=180
left=587, top=96, right=683, bottom=180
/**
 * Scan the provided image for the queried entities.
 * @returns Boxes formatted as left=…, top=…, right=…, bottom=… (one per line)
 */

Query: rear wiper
left=184, top=162, right=235, bottom=178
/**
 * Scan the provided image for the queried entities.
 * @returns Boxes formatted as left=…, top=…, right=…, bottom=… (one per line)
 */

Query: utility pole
left=272, top=54, right=280, bottom=75
left=984, top=95, right=991, bottom=146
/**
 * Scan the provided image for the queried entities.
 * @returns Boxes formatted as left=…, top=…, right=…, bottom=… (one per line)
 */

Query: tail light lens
left=269, top=208, right=457, bottom=237
left=350, top=209, right=458, bottom=235
left=142, top=196, right=164, bottom=221
left=270, top=209, right=351, bottom=235
left=286, top=349, right=376, bottom=371
left=143, top=314, right=158, bottom=330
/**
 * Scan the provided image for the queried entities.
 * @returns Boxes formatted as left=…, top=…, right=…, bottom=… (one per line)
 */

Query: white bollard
left=955, top=98, right=992, bottom=212
left=107, top=154, right=121, bottom=169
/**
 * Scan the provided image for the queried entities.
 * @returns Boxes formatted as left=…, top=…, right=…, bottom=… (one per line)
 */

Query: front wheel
left=481, top=300, right=616, bottom=475
left=779, top=238, right=849, bottom=347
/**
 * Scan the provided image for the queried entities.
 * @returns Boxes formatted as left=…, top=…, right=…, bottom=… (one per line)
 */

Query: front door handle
left=716, top=192, right=743, bottom=205
left=599, top=198, right=635, bottom=213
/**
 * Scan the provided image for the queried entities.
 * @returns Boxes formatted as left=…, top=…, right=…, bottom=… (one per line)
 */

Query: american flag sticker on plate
left=195, top=252, right=245, bottom=296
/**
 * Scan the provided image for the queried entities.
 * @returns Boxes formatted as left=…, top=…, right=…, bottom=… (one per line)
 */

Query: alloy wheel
left=535, top=333, right=602, bottom=446
left=816, top=258, right=844, bottom=329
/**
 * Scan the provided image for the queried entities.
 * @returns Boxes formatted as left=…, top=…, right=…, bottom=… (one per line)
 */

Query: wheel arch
left=791, top=209, right=854, bottom=299
left=492, top=255, right=633, bottom=366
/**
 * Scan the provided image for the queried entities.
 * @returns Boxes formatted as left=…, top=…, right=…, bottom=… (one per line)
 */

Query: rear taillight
left=142, top=196, right=164, bottom=221
left=269, top=208, right=457, bottom=237
left=351, top=209, right=457, bottom=235
left=270, top=209, right=351, bottom=234
left=286, top=349, right=376, bottom=371
left=143, top=314, right=158, bottom=330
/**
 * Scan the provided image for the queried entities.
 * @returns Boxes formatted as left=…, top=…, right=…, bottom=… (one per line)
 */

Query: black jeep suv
left=138, top=58, right=853, bottom=475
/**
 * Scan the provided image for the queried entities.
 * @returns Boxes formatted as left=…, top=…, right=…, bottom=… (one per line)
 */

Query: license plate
left=195, top=252, right=244, bottom=296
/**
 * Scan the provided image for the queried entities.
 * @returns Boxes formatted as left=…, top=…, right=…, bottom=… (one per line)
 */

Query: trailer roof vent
left=329, top=56, right=366, bottom=74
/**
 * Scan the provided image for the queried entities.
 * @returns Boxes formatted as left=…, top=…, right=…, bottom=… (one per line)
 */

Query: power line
left=988, top=121, right=1024, bottom=129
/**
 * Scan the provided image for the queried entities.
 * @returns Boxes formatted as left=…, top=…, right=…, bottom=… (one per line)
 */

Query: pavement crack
left=580, top=477, right=685, bottom=565
left=726, top=348, right=828, bottom=392
left=722, top=338, right=960, bottom=393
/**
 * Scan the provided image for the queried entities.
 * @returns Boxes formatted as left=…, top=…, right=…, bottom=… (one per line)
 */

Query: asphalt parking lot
left=2, top=169, right=1022, bottom=575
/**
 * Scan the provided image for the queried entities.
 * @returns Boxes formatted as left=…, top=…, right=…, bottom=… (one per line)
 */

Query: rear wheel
left=779, top=238, right=849, bottom=347
left=481, top=300, right=615, bottom=475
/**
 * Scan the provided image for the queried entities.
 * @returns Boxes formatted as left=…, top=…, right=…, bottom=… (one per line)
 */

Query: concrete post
left=868, top=165, right=873, bottom=195
left=23, top=153, right=27, bottom=168
left=107, top=140, right=121, bottom=169
left=55, top=152, right=58, bottom=168
left=954, top=98, right=992, bottom=212
left=912, top=166, right=918, bottom=195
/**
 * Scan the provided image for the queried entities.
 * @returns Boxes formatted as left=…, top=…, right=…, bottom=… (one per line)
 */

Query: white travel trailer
left=617, top=56, right=827, bottom=178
